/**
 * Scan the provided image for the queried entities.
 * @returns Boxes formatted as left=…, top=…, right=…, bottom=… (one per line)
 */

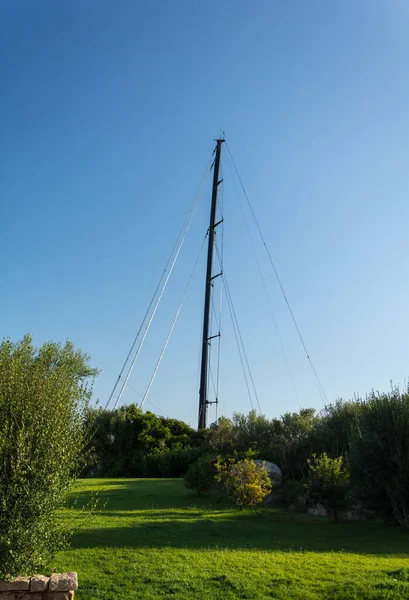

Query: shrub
left=307, top=453, right=350, bottom=522
left=184, top=454, right=217, bottom=495
left=349, top=385, right=409, bottom=528
left=0, top=335, right=98, bottom=577
left=83, top=405, right=197, bottom=477
left=215, top=458, right=272, bottom=510
left=151, top=447, right=203, bottom=478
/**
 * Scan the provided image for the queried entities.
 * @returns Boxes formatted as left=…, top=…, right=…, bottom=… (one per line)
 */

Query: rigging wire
left=225, top=143, right=328, bottom=404
left=215, top=296, right=222, bottom=423
left=226, top=158, right=301, bottom=408
left=113, top=213, right=196, bottom=409
left=207, top=270, right=215, bottom=406
left=209, top=364, right=218, bottom=400
left=107, top=156, right=212, bottom=411
left=210, top=300, right=221, bottom=336
left=194, top=316, right=204, bottom=426
left=217, top=162, right=225, bottom=422
left=140, top=233, right=208, bottom=409
left=221, top=266, right=255, bottom=412
left=206, top=164, right=224, bottom=423
left=216, top=242, right=262, bottom=414
left=106, top=157, right=211, bottom=410
left=215, top=264, right=223, bottom=422
left=126, top=383, right=171, bottom=418
left=215, top=168, right=224, bottom=422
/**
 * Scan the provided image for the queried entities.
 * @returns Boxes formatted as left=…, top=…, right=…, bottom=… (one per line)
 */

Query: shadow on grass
left=68, top=479, right=409, bottom=556
left=71, top=516, right=409, bottom=556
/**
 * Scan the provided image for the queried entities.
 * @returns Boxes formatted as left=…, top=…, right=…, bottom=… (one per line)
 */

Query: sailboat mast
left=198, top=138, right=224, bottom=430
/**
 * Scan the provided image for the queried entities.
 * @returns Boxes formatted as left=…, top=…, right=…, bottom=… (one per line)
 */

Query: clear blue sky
left=2, top=0, right=409, bottom=427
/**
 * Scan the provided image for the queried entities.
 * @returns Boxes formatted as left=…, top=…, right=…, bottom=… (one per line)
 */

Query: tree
left=206, top=416, right=237, bottom=453
left=312, top=400, right=361, bottom=458
left=276, top=409, right=319, bottom=479
left=84, top=404, right=196, bottom=477
left=0, top=335, right=98, bottom=577
left=349, top=385, right=409, bottom=528
left=232, top=410, right=274, bottom=457
left=307, top=453, right=350, bottom=522
left=184, top=454, right=217, bottom=495
left=215, top=458, right=272, bottom=511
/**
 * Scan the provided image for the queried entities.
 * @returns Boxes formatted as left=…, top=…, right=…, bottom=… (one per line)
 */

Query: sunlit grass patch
left=53, top=479, right=409, bottom=599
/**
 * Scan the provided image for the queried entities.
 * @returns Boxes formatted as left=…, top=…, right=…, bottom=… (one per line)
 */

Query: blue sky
left=1, top=0, right=409, bottom=427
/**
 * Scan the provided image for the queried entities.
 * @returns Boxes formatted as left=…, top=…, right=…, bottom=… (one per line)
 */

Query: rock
left=0, top=578, right=30, bottom=592
left=287, top=494, right=307, bottom=511
left=307, top=504, right=327, bottom=517
left=345, top=509, right=361, bottom=521
left=44, top=592, right=74, bottom=600
left=345, top=507, right=377, bottom=521
left=253, top=460, right=282, bottom=483
left=49, top=573, right=78, bottom=592
left=30, top=576, right=50, bottom=592
left=253, top=460, right=282, bottom=506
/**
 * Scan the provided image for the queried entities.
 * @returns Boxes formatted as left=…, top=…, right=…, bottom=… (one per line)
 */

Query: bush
left=215, top=458, right=272, bottom=510
left=349, top=386, right=409, bottom=528
left=307, top=453, right=350, bottom=522
left=83, top=405, right=197, bottom=477
left=184, top=454, right=217, bottom=495
left=0, top=335, right=98, bottom=577
left=148, top=447, right=203, bottom=478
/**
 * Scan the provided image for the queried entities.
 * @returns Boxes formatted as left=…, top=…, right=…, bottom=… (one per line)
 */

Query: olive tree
left=0, top=335, right=98, bottom=577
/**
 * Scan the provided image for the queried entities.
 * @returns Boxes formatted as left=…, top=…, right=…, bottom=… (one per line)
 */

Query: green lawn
left=55, top=479, right=409, bottom=599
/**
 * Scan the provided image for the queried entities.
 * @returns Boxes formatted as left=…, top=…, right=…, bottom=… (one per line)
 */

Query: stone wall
left=0, top=573, right=77, bottom=600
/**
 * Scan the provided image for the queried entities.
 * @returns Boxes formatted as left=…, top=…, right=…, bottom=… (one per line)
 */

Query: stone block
left=30, top=575, right=50, bottom=592
left=0, top=578, right=30, bottom=592
left=49, top=573, right=78, bottom=592
left=0, top=594, right=16, bottom=600
left=16, top=594, right=42, bottom=600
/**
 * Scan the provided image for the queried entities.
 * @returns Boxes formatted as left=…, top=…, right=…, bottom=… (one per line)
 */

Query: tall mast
left=198, top=138, right=224, bottom=430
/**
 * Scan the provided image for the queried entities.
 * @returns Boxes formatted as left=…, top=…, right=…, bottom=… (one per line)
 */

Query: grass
left=54, top=479, right=409, bottom=599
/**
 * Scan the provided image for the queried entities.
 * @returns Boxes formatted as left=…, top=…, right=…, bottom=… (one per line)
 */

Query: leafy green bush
left=349, top=385, right=409, bottom=527
left=215, top=458, right=272, bottom=510
left=147, top=447, right=204, bottom=478
left=184, top=454, right=217, bottom=495
left=84, top=405, right=197, bottom=477
left=0, top=335, right=98, bottom=577
left=307, top=453, right=350, bottom=522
